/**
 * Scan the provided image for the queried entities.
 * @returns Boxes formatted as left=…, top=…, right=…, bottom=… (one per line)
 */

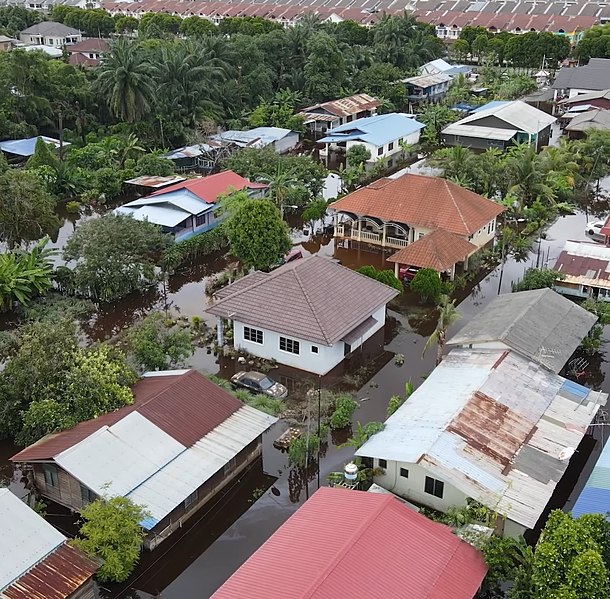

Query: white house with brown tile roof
left=329, top=173, right=504, bottom=254
left=206, top=256, right=398, bottom=375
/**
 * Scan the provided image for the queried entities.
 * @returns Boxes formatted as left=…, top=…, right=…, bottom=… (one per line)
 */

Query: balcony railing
left=335, top=225, right=409, bottom=249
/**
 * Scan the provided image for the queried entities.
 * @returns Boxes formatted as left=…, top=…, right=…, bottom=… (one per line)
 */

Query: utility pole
left=58, top=106, right=64, bottom=163
left=317, top=375, right=321, bottom=490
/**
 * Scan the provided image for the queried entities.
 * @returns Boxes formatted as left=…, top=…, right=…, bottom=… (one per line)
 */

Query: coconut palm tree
left=423, top=295, right=461, bottom=366
left=96, top=38, right=155, bottom=124
left=507, top=144, right=555, bottom=211
left=257, top=164, right=299, bottom=218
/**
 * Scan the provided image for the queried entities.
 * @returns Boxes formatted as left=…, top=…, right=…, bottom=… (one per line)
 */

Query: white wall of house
left=468, top=218, right=497, bottom=248
left=232, top=305, right=387, bottom=375
left=344, top=129, right=421, bottom=164
left=373, top=459, right=469, bottom=513
left=20, top=33, right=82, bottom=46
left=408, top=218, right=496, bottom=247
left=568, top=88, right=598, bottom=99
left=372, top=459, right=528, bottom=538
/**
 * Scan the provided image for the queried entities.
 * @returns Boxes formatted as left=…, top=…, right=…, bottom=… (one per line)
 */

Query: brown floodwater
left=4, top=210, right=610, bottom=598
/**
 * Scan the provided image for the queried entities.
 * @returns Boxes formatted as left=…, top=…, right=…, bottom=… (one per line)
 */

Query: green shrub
left=410, top=268, right=442, bottom=303
left=65, top=200, right=81, bottom=214
left=329, top=394, right=358, bottom=429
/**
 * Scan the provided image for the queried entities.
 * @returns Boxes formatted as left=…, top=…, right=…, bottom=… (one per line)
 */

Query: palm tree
left=507, top=144, right=555, bottom=211
left=96, top=38, right=155, bottom=124
left=257, top=164, right=299, bottom=218
left=423, top=295, right=461, bottom=365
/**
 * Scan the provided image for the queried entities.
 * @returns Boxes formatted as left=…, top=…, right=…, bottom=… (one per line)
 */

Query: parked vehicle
left=270, top=248, right=303, bottom=271
left=586, top=220, right=607, bottom=243
left=399, top=266, right=420, bottom=284
left=230, top=371, right=288, bottom=399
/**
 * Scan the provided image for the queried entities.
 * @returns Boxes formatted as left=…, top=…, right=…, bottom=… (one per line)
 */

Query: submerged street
left=52, top=209, right=607, bottom=598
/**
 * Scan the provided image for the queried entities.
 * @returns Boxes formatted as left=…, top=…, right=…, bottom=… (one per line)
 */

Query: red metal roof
left=11, top=370, right=242, bottom=462
left=149, top=170, right=263, bottom=203
left=211, top=487, right=488, bottom=599
left=3, top=543, right=98, bottom=599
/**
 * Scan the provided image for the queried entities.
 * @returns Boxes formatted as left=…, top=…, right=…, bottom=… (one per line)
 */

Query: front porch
left=334, top=217, right=411, bottom=250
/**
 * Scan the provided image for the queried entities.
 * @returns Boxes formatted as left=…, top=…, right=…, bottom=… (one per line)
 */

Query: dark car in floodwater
left=230, top=371, right=288, bottom=399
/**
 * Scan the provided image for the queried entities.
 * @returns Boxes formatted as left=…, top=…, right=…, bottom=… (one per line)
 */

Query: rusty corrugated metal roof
left=300, top=93, right=380, bottom=119
left=2, top=544, right=98, bottom=599
left=12, top=370, right=242, bottom=462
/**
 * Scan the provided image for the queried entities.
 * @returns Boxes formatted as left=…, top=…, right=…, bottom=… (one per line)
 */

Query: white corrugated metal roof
left=0, top=488, right=65, bottom=591
left=562, top=240, right=610, bottom=261
left=55, top=412, right=186, bottom=496
left=123, top=190, right=209, bottom=216
left=357, top=350, right=497, bottom=463
left=442, top=123, right=518, bottom=141
left=357, top=348, right=607, bottom=529
left=457, top=100, right=556, bottom=134
left=127, top=406, right=277, bottom=528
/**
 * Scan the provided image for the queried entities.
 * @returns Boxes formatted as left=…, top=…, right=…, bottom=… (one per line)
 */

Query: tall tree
left=423, top=294, right=461, bottom=365
left=224, top=199, right=292, bottom=271
left=0, top=169, right=59, bottom=248
left=60, top=214, right=170, bottom=302
left=96, top=38, right=155, bottom=124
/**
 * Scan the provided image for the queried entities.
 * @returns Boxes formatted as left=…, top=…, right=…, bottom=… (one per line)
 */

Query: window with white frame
left=243, top=326, right=263, bottom=344
left=279, top=336, right=300, bottom=354
left=311, top=346, right=319, bottom=354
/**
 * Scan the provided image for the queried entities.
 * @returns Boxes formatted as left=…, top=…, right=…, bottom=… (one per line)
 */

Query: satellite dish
left=559, top=447, right=576, bottom=461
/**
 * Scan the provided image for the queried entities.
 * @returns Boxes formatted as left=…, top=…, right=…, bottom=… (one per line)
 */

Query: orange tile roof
left=330, top=174, right=504, bottom=236
left=387, top=229, right=477, bottom=271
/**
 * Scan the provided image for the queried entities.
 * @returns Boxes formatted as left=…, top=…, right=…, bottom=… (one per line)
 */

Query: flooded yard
left=3, top=205, right=608, bottom=598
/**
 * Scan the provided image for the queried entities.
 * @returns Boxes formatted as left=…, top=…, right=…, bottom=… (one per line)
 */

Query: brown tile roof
left=387, top=229, right=477, bottom=271
left=206, top=255, right=398, bottom=345
left=66, top=38, right=109, bottom=53
left=3, top=543, right=98, bottom=599
left=11, top=370, right=242, bottom=462
left=329, top=174, right=504, bottom=236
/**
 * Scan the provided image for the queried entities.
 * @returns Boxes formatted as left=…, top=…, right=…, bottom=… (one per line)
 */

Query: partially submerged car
left=230, top=371, right=288, bottom=399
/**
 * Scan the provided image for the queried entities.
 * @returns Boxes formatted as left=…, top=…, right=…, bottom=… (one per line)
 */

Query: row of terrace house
left=357, top=288, right=605, bottom=539
left=329, top=172, right=505, bottom=281
left=11, top=369, right=277, bottom=551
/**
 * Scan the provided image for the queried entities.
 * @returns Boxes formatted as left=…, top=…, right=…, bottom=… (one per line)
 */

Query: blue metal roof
left=318, top=113, right=424, bottom=147
left=572, top=439, right=610, bottom=517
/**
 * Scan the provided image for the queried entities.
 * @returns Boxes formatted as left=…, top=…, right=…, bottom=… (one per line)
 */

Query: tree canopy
left=0, top=318, right=136, bottom=445
left=224, top=199, right=292, bottom=271
left=0, top=169, right=59, bottom=248
left=59, top=214, right=170, bottom=302
left=73, top=495, right=149, bottom=583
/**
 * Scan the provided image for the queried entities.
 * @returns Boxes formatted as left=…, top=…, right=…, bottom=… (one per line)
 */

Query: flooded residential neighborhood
left=4, top=6, right=610, bottom=599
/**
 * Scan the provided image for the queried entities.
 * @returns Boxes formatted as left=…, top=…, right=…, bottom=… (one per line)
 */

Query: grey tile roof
left=448, top=288, right=597, bottom=372
left=20, top=21, right=81, bottom=36
left=207, top=255, right=398, bottom=345
left=552, top=60, right=610, bottom=92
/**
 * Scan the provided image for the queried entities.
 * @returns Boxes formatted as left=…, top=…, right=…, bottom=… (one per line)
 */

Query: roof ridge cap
left=293, top=263, right=331, bottom=345
left=423, top=539, right=465, bottom=597
left=302, top=494, right=393, bottom=598
left=444, top=180, right=469, bottom=233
